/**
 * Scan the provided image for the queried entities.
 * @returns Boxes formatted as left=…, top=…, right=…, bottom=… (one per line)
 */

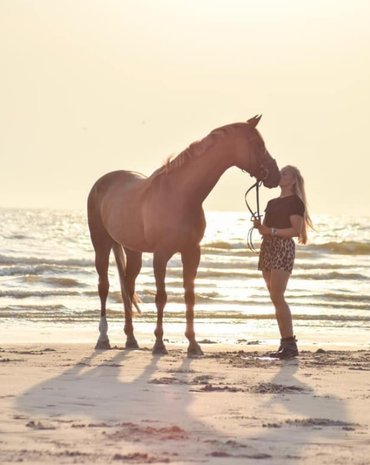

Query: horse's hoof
left=95, top=339, right=111, bottom=350
left=125, top=337, right=140, bottom=350
left=187, top=342, right=204, bottom=358
left=152, top=342, right=168, bottom=355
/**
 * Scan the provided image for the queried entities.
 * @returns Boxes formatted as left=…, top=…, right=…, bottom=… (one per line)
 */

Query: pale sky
left=1, top=0, right=369, bottom=215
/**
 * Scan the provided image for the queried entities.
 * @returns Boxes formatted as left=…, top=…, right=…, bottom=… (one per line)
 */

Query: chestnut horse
left=87, top=116, right=280, bottom=356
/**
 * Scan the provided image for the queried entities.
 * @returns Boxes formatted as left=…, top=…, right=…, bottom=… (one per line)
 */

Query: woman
left=254, top=165, right=312, bottom=359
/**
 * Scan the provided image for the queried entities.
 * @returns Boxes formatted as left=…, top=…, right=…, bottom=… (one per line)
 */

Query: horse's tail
left=132, top=292, right=142, bottom=315
left=112, top=244, right=143, bottom=317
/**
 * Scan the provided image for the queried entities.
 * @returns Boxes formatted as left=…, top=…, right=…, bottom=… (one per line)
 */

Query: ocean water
left=1, top=208, right=369, bottom=348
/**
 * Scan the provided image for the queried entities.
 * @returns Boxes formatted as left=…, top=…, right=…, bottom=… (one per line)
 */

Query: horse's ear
left=247, top=115, right=262, bottom=128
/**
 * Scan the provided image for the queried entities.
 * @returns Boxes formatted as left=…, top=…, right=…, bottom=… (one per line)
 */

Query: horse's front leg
left=182, top=244, right=203, bottom=357
left=152, top=251, right=171, bottom=355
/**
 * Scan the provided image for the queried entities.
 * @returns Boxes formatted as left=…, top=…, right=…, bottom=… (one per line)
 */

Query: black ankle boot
left=270, top=336, right=298, bottom=359
left=269, top=339, right=283, bottom=358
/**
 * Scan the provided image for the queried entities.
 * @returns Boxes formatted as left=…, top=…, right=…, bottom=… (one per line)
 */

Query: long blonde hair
left=285, top=165, right=313, bottom=244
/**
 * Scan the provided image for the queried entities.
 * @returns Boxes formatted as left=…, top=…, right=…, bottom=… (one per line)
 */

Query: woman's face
left=279, top=167, right=296, bottom=188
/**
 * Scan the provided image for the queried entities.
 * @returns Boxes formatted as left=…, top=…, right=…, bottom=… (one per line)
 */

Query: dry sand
left=1, top=342, right=370, bottom=464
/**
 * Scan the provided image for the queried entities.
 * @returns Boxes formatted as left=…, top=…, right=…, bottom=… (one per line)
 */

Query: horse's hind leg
left=88, top=198, right=113, bottom=350
left=113, top=244, right=141, bottom=349
left=182, top=244, right=203, bottom=357
left=94, top=242, right=112, bottom=350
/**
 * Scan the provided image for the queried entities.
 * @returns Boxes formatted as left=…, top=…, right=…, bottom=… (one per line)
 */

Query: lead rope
left=245, top=180, right=263, bottom=253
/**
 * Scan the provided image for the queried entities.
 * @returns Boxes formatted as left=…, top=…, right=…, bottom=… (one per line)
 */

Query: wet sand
left=1, top=342, right=370, bottom=464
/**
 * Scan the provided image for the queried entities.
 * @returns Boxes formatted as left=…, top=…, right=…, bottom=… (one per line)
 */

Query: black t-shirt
left=264, top=195, right=305, bottom=229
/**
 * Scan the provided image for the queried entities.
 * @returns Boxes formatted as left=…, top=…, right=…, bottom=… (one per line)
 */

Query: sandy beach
left=1, top=342, right=370, bottom=465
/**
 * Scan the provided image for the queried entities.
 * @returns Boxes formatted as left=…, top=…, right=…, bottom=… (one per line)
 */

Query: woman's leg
left=262, top=268, right=297, bottom=358
left=269, top=269, right=293, bottom=338
left=262, top=270, right=271, bottom=293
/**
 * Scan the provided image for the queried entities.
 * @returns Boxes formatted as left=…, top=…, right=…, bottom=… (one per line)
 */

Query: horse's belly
left=115, top=233, right=154, bottom=253
left=104, top=214, right=153, bottom=252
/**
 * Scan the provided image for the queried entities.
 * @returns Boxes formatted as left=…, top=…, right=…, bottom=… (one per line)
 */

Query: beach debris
left=25, top=420, right=56, bottom=430
left=250, top=383, right=306, bottom=394
left=105, top=423, right=187, bottom=441
left=192, top=374, right=212, bottom=384
left=207, top=451, right=272, bottom=459
left=193, top=384, right=245, bottom=393
left=112, top=452, right=162, bottom=462
left=148, top=374, right=213, bottom=385
left=262, top=422, right=281, bottom=428
left=285, top=418, right=359, bottom=429
left=148, top=376, right=185, bottom=385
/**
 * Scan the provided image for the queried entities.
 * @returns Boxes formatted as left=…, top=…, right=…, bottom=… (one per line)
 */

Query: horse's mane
left=149, top=122, right=247, bottom=179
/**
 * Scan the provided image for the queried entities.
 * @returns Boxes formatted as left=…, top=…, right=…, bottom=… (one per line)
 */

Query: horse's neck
left=170, top=140, right=234, bottom=205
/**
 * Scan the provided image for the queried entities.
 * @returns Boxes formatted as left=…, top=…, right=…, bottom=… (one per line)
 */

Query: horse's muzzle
left=261, top=159, right=280, bottom=188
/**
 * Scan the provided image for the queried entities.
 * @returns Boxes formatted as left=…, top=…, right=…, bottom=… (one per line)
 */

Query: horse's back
left=88, top=170, right=147, bottom=217
left=89, top=170, right=146, bottom=199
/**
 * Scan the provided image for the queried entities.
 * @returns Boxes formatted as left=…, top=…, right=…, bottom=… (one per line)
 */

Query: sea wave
left=0, top=254, right=93, bottom=267
left=201, top=241, right=252, bottom=255
left=21, top=276, right=86, bottom=287
left=0, top=290, right=81, bottom=299
left=0, top=262, right=367, bottom=283
left=307, top=241, right=370, bottom=255
left=292, top=292, right=370, bottom=303
left=202, top=241, right=235, bottom=250
left=200, top=239, right=370, bottom=257
left=293, top=271, right=368, bottom=280
left=1, top=307, right=370, bottom=323
left=2, top=287, right=368, bottom=311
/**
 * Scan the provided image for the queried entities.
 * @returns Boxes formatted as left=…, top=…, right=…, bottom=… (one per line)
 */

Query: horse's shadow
left=15, top=349, right=353, bottom=462
left=17, top=348, right=190, bottom=424
left=15, top=347, right=227, bottom=461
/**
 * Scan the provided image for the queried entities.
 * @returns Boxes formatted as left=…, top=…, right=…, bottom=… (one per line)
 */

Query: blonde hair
left=285, top=165, right=313, bottom=244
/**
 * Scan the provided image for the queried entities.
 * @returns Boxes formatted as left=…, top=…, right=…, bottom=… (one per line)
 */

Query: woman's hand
left=253, top=219, right=270, bottom=236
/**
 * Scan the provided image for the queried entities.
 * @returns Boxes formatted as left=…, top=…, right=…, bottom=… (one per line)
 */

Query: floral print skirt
left=258, top=237, right=295, bottom=273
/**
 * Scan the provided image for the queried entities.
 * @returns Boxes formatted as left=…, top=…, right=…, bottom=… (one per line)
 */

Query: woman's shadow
left=244, top=358, right=354, bottom=462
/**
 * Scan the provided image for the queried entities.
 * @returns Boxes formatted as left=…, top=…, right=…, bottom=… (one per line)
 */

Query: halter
left=245, top=179, right=262, bottom=253
left=245, top=162, right=270, bottom=253
left=242, top=131, right=275, bottom=252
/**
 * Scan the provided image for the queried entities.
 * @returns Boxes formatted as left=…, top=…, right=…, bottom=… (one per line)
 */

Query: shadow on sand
left=14, top=347, right=355, bottom=463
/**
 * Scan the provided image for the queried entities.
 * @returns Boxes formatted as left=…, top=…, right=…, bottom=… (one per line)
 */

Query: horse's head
left=237, top=116, right=280, bottom=188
